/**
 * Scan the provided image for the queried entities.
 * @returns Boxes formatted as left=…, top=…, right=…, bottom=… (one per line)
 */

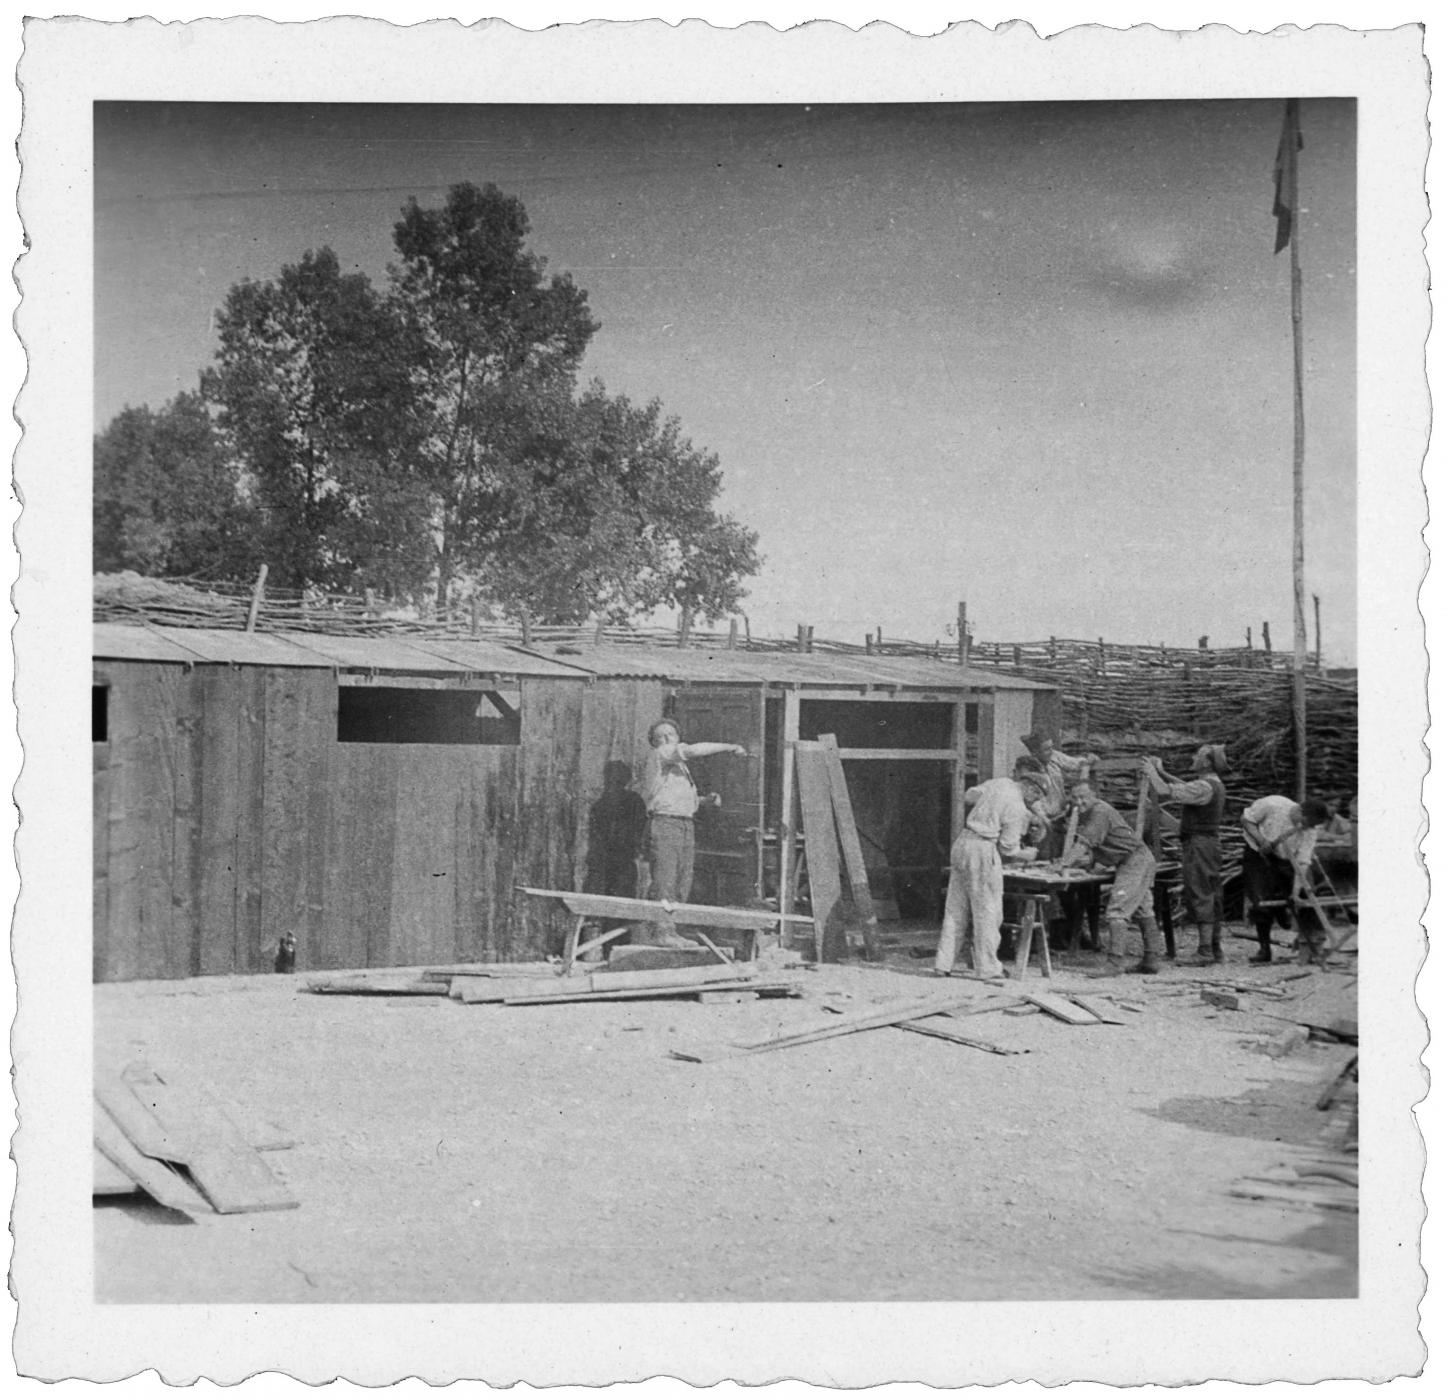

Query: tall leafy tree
left=388, top=182, right=599, bottom=606
left=471, top=384, right=762, bottom=625
left=202, top=247, right=428, bottom=593
left=93, top=391, right=260, bottom=578
left=99, top=183, right=762, bottom=623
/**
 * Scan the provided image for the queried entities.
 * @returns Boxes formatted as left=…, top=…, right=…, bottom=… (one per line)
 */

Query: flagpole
left=1287, top=103, right=1308, bottom=805
left=1275, top=97, right=1309, bottom=805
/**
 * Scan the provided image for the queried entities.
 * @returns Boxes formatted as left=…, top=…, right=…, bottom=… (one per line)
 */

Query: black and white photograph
left=8, top=12, right=1432, bottom=1389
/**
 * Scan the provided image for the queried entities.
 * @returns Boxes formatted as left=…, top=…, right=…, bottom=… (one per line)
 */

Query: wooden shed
left=93, top=623, right=1057, bottom=981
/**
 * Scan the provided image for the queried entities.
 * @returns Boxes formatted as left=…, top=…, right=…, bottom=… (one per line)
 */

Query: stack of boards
left=307, top=946, right=807, bottom=1006
left=94, top=1061, right=298, bottom=1217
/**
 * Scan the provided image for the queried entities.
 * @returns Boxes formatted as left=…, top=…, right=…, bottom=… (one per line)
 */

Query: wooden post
left=520, top=611, right=533, bottom=647
left=678, top=610, right=692, bottom=646
left=470, top=598, right=481, bottom=638
left=244, top=563, right=268, bottom=634
left=797, top=624, right=809, bottom=654
left=957, top=600, right=968, bottom=667
left=1313, top=593, right=1323, bottom=670
left=864, top=634, right=874, bottom=655
left=1134, top=772, right=1149, bottom=839
left=364, top=587, right=377, bottom=619
left=1262, top=620, right=1273, bottom=658
left=727, top=617, right=739, bottom=650
left=875, top=626, right=883, bottom=650
left=778, top=689, right=801, bottom=919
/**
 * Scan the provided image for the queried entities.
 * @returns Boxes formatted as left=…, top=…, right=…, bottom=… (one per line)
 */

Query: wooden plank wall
left=95, top=663, right=657, bottom=980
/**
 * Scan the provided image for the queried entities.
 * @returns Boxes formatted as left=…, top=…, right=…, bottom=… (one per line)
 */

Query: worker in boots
left=1143, top=744, right=1229, bottom=965
left=1241, top=794, right=1331, bottom=964
left=1062, top=778, right=1163, bottom=976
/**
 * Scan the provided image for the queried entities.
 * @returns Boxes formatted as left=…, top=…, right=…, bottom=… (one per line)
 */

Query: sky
left=94, top=99, right=1357, bottom=662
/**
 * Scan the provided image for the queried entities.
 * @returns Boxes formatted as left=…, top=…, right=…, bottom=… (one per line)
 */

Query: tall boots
left=1251, top=916, right=1273, bottom=963
left=1192, top=923, right=1224, bottom=966
left=1127, top=915, right=1163, bottom=975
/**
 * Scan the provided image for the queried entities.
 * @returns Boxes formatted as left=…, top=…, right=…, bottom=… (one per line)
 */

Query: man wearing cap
left=1143, top=744, right=1230, bottom=964
left=933, top=763, right=1043, bottom=980
left=1020, top=730, right=1099, bottom=859
left=1062, top=778, right=1164, bottom=975
left=1241, top=793, right=1331, bottom=965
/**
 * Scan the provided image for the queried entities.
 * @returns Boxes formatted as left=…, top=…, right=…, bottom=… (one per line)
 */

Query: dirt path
left=94, top=940, right=1357, bottom=1303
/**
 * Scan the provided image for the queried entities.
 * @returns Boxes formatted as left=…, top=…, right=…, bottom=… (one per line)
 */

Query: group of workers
left=934, top=729, right=1339, bottom=981
left=620, top=716, right=1343, bottom=978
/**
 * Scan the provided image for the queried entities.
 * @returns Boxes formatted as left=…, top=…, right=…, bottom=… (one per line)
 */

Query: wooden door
left=669, top=687, right=765, bottom=907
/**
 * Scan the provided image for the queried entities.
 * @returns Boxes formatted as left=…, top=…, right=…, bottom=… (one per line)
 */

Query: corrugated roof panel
left=269, top=630, right=475, bottom=673
left=92, top=623, right=1052, bottom=690
left=94, top=622, right=211, bottom=664
left=405, top=637, right=592, bottom=679
left=145, top=626, right=331, bottom=667
left=512, top=642, right=1052, bottom=690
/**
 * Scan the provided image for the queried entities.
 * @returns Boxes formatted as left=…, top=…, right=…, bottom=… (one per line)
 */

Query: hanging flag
left=1272, top=98, right=1303, bottom=254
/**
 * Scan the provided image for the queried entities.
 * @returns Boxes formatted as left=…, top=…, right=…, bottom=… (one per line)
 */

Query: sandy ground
left=94, top=928, right=1357, bottom=1303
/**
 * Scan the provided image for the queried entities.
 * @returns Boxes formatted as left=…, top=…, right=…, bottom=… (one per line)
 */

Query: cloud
left=1092, top=224, right=1212, bottom=309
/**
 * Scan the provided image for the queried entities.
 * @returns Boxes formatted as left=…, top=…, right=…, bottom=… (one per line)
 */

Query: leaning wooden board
left=94, top=1102, right=211, bottom=1215
left=120, top=1064, right=298, bottom=1214
left=817, top=735, right=882, bottom=961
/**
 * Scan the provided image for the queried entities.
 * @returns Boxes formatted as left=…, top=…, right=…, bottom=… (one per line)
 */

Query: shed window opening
left=92, top=685, right=109, bottom=744
left=337, top=686, right=521, bottom=746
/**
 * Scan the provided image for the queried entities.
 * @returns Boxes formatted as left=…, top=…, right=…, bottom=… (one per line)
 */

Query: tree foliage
left=93, top=391, right=261, bottom=578
left=96, top=182, right=762, bottom=623
left=202, top=247, right=431, bottom=593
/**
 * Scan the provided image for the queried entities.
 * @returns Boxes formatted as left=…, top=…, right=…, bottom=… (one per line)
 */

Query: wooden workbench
left=517, top=887, right=815, bottom=974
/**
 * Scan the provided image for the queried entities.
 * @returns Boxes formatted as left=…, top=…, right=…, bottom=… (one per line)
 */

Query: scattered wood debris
left=94, top=1062, right=297, bottom=1215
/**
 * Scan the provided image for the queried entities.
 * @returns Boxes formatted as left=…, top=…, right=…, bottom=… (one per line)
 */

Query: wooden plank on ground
left=1229, top=1180, right=1358, bottom=1213
left=895, top=1020, right=1023, bottom=1054
left=669, top=989, right=993, bottom=1062
left=818, top=735, right=882, bottom=961
left=793, top=742, right=849, bottom=962
left=93, top=1103, right=210, bottom=1215
left=1067, top=994, right=1129, bottom=1024
left=121, top=1064, right=297, bottom=1214
left=306, top=977, right=452, bottom=996
left=1020, top=991, right=1101, bottom=1025
left=94, top=1148, right=140, bottom=1196
left=454, top=962, right=757, bottom=1003
left=421, top=961, right=557, bottom=980
left=504, top=980, right=793, bottom=1007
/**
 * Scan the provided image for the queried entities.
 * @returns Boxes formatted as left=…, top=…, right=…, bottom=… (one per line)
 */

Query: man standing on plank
left=1241, top=793, right=1331, bottom=964
left=1142, top=744, right=1230, bottom=965
left=933, top=764, right=1044, bottom=980
left=636, top=719, right=748, bottom=945
left=1062, top=779, right=1165, bottom=976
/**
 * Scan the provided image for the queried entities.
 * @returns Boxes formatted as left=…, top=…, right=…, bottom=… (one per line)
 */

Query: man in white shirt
left=933, top=766, right=1044, bottom=979
left=636, top=719, right=747, bottom=944
left=1241, top=794, right=1331, bottom=964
